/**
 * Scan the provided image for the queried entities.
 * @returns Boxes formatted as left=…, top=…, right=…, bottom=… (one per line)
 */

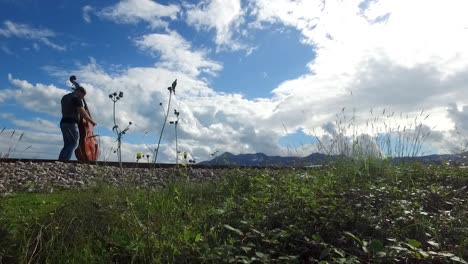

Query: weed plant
left=451, top=128, right=468, bottom=156
left=109, top=91, right=132, bottom=174
left=316, top=108, right=432, bottom=157
left=152, top=79, right=177, bottom=164
left=0, top=128, right=31, bottom=159
left=1, top=163, right=467, bottom=263
left=170, top=109, right=180, bottom=166
left=314, top=108, right=438, bottom=183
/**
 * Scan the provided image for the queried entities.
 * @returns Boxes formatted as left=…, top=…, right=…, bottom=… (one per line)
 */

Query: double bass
left=69, top=75, right=99, bottom=161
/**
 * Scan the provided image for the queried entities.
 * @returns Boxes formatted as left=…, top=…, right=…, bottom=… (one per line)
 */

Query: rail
left=0, top=158, right=316, bottom=170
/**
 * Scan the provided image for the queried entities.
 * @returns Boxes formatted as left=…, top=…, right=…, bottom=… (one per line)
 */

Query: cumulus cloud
left=185, top=0, right=249, bottom=52
left=448, top=104, right=468, bottom=133
left=98, top=0, right=180, bottom=29
left=246, top=0, right=468, bottom=141
left=252, top=0, right=468, bottom=89
left=13, top=118, right=59, bottom=133
left=134, top=31, right=223, bottom=77
left=0, top=113, right=15, bottom=120
left=1, top=59, right=281, bottom=162
left=3, top=74, right=67, bottom=116
left=0, top=128, right=62, bottom=159
left=0, top=20, right=65, bottom=51
left=0, top=88, right=15, bottom=103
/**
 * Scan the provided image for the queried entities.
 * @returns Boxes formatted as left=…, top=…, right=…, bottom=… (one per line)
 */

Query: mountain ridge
left=198, top=151, right=468, bottom=167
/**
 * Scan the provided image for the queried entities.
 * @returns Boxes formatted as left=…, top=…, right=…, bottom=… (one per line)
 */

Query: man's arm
left=78, top=107, right=97, bottom=126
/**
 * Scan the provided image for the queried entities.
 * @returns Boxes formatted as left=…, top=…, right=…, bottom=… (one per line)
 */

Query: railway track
left=0, top=158, right=313, bottom=170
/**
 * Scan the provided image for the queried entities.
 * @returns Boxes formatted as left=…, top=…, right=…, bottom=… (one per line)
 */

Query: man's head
left=75, top=86, right=86, bottom=98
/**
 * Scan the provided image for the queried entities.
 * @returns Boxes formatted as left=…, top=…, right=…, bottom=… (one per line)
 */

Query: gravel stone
left=0, top=162, right=224, bottom=193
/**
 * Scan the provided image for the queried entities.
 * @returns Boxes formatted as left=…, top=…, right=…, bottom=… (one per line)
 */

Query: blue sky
left=1, top=0, right=468, bottom=162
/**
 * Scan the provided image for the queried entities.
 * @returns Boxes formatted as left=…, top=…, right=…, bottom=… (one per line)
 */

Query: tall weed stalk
left=109, top=91, right=132, bottom=175
left=153, top=79, right=177, bottom=164
left=314, top=108, right=434, bottom=183
left=0, top=129, right=31, bottom=159
left=170, top=109, right=180, bottom=166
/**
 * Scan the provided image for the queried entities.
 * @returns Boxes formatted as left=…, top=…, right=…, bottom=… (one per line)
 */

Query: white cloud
left=0, top=87, right=15, bottom=103
left=82, top=5, right=94, bottom=23
left=247, top=0, right=468, bottom=142
left=0, top=43, right=13, bottom=54
left=0, top=20, right=65, bottom=51
left=0, top=128, right=62, bottom=160
left=134, top=31, right=223, bottom=77
left=1, top=59, right=282, bottom=162
left=251, top=0, right=468, bottom=82
left=447, top=104, right=468, bottom=134
left=13, top=118, right=59, bottom=133
left=0, top=112, right=13, bottom=118
left=98, top=0, right=180, bottom=29
left=185, top=0, right=249, bottom=51
left=3, top=74, right=67, bottom=116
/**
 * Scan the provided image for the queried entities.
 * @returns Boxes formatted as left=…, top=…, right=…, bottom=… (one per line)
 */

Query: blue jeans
left=58, top=122, right=79, bottom=160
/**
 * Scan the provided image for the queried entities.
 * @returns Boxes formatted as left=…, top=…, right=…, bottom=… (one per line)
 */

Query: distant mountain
left=199, top=152, right=333, bottom=167
left=198, top=152, right=468, bottom=167
left=392, top=151, right=468, bottom=165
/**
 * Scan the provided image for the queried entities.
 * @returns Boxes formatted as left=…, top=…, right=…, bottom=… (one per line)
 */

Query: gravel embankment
left=0, top=161, right=223, bottom=195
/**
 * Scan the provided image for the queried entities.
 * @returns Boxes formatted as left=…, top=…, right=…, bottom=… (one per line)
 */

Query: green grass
left=1, top=163, right=467, bottom=263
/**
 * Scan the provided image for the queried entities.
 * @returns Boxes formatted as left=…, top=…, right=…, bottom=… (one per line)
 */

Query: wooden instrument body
left=75, top=99, right=99, bottom=161
left=70, top=76, right=99, bottom=161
